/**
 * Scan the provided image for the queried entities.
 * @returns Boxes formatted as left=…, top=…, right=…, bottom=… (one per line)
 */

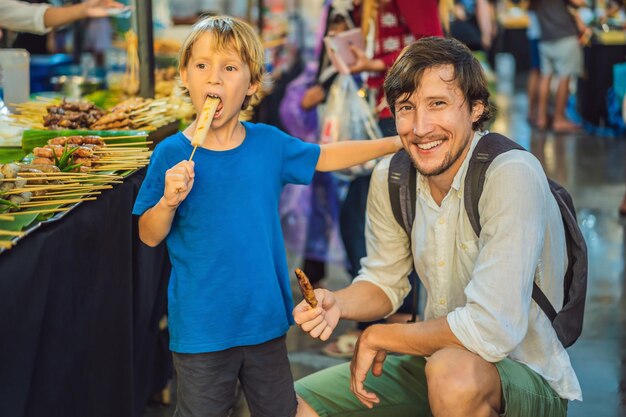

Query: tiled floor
left=145, top=70, right=626, bottom=417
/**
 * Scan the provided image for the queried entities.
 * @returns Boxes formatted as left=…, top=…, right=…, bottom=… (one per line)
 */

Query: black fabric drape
left=0, top=168, right=171, bottom=417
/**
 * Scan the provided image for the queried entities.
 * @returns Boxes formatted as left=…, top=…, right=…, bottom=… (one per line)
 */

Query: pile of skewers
left=30, top=134, right=152, bottom=173
left=90, top=97, right=177, bottom=130
left=8, top=97, right=179, bottom=131
left=0, top=133, right=152, bottom=250
left=0, top=162, right=124, bottom=250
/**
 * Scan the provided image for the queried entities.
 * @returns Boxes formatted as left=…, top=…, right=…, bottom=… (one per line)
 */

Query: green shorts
left=295, top=355, right=567, bottom=417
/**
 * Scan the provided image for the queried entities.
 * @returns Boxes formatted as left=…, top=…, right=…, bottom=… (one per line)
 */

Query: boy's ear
left=180, top=67, right=189, bottom=89
left=246, top=81, right=259, bottom=96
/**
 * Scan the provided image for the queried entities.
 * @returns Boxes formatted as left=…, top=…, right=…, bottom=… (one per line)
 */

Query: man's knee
left=425, top=348, right=501, bottom=414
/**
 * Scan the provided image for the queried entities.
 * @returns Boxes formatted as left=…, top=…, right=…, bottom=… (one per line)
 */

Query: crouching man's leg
left=295, top=355, right=432, bottom=417
left=425, top=347, right=568, bottom=417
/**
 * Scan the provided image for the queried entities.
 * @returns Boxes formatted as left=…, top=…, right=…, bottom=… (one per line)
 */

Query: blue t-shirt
left=133, top=122, right=320, bottom=353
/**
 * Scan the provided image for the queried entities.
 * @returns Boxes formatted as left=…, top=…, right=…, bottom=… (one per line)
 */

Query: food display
left=0, top=132, right=151, bottom=251
left=44, top=100, right=105, bottom=130
left=295, top=268, right=318, bottom=308
left=9, top=97, right=179, bottom=132
left=154, top=67, right=178, bottom=98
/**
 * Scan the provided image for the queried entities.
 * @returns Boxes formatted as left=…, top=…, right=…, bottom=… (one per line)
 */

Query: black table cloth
left=0, top=168, right=171, bottom=417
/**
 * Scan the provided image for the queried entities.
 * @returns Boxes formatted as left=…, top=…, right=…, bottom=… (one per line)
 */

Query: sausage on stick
left=295, top=268, right=318, bottom=308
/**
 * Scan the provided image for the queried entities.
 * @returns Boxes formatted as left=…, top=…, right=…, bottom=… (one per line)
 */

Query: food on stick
left=295, top=268, right=318, bottom=308
left=191, top=96, right=220, bottom=147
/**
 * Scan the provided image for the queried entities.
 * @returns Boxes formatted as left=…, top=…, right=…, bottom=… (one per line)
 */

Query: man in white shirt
left=0, top=0, right=122, bottom=35
left=293, top=36, right=581, bottom=417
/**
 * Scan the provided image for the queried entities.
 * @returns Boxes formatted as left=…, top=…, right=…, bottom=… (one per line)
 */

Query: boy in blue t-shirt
left=132, top=15, right=401, bottom=417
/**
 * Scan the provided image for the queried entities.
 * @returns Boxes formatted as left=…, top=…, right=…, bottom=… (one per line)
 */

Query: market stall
left=0, top=4, right=183, bottom=416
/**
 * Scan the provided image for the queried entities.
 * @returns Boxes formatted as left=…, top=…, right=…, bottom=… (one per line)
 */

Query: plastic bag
left=320, top=74, right=382, bottom=180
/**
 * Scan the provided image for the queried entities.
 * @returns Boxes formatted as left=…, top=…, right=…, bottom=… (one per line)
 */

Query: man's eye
left=433, top=101, right=446, bottom=107
left=398, top=105, right=412, bottom=112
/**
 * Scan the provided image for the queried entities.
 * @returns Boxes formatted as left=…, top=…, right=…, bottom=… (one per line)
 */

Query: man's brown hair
left=384, top=36, right=495, bottom=131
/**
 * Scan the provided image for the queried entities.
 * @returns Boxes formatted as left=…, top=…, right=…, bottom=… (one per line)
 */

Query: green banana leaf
left=0, top=147, right=26, bottom=164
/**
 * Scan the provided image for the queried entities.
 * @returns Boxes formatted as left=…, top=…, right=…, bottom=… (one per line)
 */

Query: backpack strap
left=465, top=133, right=560, bottom=323
left=388, top=149, right=418, bottom=322
left=464, top=133, right=525, bottom=236
left=389, top=149, right=416, bottom=236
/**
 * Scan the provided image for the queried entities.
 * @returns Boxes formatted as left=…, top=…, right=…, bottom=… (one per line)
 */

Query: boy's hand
left=293, top=288, right=341, bottom=341
left=163, top=160, right=195, bottom=208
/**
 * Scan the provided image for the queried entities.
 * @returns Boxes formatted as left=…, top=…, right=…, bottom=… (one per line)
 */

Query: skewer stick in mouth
left=189, top=96, right=220, bottom=162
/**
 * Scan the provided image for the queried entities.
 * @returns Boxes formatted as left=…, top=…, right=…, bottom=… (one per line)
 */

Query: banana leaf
left=0, top=147, right=26, bottom=164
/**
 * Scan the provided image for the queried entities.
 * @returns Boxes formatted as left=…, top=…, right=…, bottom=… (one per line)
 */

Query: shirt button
left=438, top=260, right=445, bottom=267
left=460, top=243, right=467, bottom=251
left=438, top=217, right=445, bottom=225
left=439, top=298, right=446, bottom=305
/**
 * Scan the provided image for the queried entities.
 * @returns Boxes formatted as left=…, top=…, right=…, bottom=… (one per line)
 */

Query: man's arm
left=294, top=158, right=415, bottom=338
left=43, top=0, right=124, bottom=29
left=359, top=317, right=464, bottom=358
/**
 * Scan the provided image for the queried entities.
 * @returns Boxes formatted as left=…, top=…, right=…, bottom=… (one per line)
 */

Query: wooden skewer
left=102, top=135, right=149, bottom=140
left=42, top=185, right=113, bottom=194
left=0, top=214, right=14, bottom=221
left=106, top=141, right=153, bottom=147
left=17, top=172, right=121, bottom=178
left=31, top=191, right=102, bottom=199
left=0, top=241, right=13, bottom=249
left=19, top=197, right=97, bottom=207
left=93, top=148, right=151, bottom=153
left=98, top=155, right=151, bottom=159
left=90, top=167, right=146, bottom=171
left=10, top=207, right=72, bottom=215
left=0, top=230, right=24, bottom=237
left=6, top=184, right=112, bottom=195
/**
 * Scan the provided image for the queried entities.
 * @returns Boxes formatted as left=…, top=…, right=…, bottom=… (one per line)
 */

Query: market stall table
left=0, top=168, right=172, bottom=417
left=577, top=30, right=626, bottom=127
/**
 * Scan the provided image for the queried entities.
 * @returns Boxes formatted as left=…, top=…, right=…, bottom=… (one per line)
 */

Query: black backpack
left=388, top=132, right=587, bottom=348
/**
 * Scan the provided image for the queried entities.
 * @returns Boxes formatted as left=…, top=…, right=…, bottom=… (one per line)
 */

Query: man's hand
left=293, top=288, right=341, bottom=341
left=163, top=160, right=195, bottom=208
left=84, top=0, right=126, bottom=18
left=350, top=325, right=387, bottom=408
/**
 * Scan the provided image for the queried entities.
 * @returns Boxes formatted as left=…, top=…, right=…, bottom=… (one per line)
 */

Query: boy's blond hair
left=177, top=15, right=266, bottom=111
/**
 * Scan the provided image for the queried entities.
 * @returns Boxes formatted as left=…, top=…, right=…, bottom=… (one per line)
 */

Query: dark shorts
left=173, top=335, right=297, bottom=417
left=296, top=355, right=567, bottom=417
left=529, top=38, right=541, bottom=71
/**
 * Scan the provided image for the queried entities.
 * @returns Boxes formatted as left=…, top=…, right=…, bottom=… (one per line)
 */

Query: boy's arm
left=316, top=136, right=402, bottom=172
left=138, top=161, right=195, bottom=247
left=138, top=199, right=178, bottom=247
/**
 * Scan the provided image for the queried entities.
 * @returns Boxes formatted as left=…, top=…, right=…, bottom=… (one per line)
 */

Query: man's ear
left=471, top=101, right=485, bottom=123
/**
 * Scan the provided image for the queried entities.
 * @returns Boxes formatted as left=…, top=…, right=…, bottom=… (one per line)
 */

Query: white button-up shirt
left=0, top=0, right=50, bottom=34
left=354, top=132, right=582, bottom=401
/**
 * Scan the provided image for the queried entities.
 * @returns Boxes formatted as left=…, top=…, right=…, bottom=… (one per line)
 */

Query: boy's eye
left=197, top=63, right=206, bottom=69
left=225, top=65, right=237, bottom=71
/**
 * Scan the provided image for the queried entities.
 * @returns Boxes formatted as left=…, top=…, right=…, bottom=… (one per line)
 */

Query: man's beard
left=409, top=139, right=468, bottom=177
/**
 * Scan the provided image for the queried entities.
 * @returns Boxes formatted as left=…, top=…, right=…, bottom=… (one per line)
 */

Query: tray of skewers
left=0, top=130, right=152, bottom=252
